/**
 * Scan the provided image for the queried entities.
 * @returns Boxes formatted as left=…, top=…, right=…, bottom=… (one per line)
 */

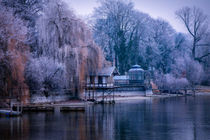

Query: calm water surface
left=0, top=96, right=210, bottom=140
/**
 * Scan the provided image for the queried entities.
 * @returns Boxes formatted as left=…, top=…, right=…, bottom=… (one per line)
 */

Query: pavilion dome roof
left=129, top=65, right=144, bottom=72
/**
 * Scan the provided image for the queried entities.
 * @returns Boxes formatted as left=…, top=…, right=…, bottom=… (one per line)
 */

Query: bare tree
left=176, top=7, right=210, bottom=62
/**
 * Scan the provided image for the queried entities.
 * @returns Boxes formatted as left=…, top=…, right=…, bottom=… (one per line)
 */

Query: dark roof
left=131, top=65, right=141, bottom=69
left=89, top=66, right=119, bottom=76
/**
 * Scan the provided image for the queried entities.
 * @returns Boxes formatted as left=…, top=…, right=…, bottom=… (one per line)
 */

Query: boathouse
left=86, top=66, right=119, bottom=88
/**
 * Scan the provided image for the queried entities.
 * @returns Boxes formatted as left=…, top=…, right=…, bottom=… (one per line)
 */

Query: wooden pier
left=84, top=83, right=148, bottom=103
left=85, top=83, right=115, bottom=103
left=0, top=101, right=22, bottom=117
left=13, top=102, right=85, bottom=112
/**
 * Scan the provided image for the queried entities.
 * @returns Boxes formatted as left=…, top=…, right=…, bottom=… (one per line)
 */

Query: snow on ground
left=30, top=94, right=70, bottom=103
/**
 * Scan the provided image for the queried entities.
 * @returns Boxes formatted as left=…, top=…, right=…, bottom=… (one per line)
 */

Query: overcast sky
left=64, top=0, right=210, bottom=33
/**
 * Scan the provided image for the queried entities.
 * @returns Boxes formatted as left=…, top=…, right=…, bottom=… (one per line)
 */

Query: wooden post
left=144, top=86, right=146, bottom=96
left=88, top=89, right=90, bottom=100
left=93, top=90, right=95, bottom=100
left=184, top=88, right=187, bottom=96
left=113, top=88, right=115, bottom=103
left=20, top=102, right=23, bottom=113
left=192, top=86, right=196, bottom=97
left=17, top=104, right=19, bottom=113
left=102, top=88, right=104, bottom=102
left=93, top=82, right=96, bottom=101
left=10, top=101, right=13, bottom=113
left=84, top=86, right=86, bottom=100
left=93, top=87, right=94, bottom=100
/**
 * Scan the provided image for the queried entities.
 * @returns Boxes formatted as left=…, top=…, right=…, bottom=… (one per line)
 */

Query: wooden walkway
left=13, top=102, right=85, bottom=112
left=84, top=83, right=148, bottom=103
left=0, top=102, right=22, bottom=116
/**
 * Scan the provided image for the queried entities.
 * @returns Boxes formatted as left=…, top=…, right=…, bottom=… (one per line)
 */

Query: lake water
left=0, top=96, right=210, bottom=140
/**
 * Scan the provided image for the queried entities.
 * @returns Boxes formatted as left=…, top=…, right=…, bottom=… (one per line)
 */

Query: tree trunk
left=192, top=38, right=196, bottom=60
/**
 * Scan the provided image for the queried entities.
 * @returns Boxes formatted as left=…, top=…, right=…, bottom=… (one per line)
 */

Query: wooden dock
left=13, top=102, right=86, bottom=112
left=84, top=83, right=148, bottom=103
left=60, top=106, right=85, bottom=111
left=0, top=101, right=23, bottom=117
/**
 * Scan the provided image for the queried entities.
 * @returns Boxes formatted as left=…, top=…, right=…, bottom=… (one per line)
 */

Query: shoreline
left=93, top=94, right=183, bottom=103
left=1, top=92, right=210, bottom=113
left=90, top=92, right=210, bottom=103
left=1, top=92, right=210, bottom=108
left=25, top=92, right=210, bottom=105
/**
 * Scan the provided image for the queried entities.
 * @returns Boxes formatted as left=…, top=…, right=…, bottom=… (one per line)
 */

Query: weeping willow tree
left=26, top=0, right=104, bottom=98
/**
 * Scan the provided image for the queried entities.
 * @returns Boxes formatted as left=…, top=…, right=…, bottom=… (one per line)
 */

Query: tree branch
left=195, top=52, right=210, bottom=61
left=196, top=44, right=210, bottom=47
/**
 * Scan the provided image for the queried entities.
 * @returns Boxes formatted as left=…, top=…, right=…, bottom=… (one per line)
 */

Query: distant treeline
left=92, top=0, right=210, bottom=88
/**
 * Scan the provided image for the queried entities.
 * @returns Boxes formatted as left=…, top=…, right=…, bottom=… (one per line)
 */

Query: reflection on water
left=0, top=96, right=210, bottom=140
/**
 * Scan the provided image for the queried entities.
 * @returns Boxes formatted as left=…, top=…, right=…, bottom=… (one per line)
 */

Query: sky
left=64, top=0, right=210, bottom=33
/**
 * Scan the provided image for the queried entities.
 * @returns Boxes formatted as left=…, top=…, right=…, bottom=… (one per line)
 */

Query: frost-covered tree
left=176, top=7, right=210, bottom=62
left=154, top=73, right=189, bottom=92
left=25, top=0, right=104, bottom=98
left=185, top=59, right=204, bottom=86
left=93, top=0, right=181, bottom=75
left=176, top=6, right=209, bottom=85
left=1, top=0, right=43, bottom=20
left=1, top=0, right=46, bottom=52
left=172, top=56, right=204, bottom=87
left=143, top=19, right=176, bottom=73
left=0, top=4, right=29, bottom=103
left=25, top=57, right=66, bottom=94
left=93, top=0, right=145, bottom=74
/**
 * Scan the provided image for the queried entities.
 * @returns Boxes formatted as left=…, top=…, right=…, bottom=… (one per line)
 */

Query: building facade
left=86, top=67, right=119, bottom=88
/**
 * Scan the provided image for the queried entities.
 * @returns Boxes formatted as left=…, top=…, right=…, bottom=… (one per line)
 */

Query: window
left=98, top=76, right=103, bottom=84
left=90, top=76, right=95, bottom=84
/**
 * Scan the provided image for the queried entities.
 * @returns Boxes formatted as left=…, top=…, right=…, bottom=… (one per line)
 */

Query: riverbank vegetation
left=0, top=0, right=209, bottom=103
left=0, top=0, right=105, bottom=103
